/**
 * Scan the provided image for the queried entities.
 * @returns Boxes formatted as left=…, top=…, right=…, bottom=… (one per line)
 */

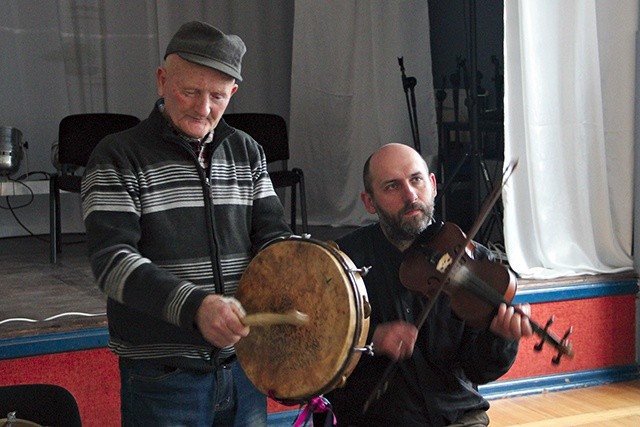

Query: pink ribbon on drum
left=292, top=396, right=336, bottom=427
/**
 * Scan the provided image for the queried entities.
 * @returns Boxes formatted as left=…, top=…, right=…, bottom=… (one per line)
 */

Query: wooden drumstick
left=242, top=309, right=309, bottom=327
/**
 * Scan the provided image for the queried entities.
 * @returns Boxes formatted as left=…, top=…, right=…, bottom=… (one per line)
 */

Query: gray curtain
left=290, top=0, right=437, bottom=227
left=0, top=0, right=435, bottom=237
left=0, top=0, right=294, bottom=237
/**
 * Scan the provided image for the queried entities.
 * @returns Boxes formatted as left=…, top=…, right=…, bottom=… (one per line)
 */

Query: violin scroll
left=531, top=314, right=574, bottom=364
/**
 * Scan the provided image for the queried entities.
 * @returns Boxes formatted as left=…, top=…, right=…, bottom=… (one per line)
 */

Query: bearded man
left=315, top=143, right=532, bottom=427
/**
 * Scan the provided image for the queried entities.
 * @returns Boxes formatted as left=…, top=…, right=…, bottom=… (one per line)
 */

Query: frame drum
left=0, top=416, right=42, bottom=426
left=235, top=236, right=370, bottom=403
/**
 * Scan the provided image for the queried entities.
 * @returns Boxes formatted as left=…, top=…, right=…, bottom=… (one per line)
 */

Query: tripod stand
left=398, top=57, right=421, bottom=154
left=436, top=140, right=504, bottom=245
left=434, top=0, right=504, bottom=246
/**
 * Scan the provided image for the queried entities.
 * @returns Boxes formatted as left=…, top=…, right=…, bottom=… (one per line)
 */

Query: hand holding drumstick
left=195, top=295, right=250, bottom=348
left=195, top=295, right=309, bottom=348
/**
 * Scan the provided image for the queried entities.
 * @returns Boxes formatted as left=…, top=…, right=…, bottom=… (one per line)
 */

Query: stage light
left=0, top=126, right=25, bottom=178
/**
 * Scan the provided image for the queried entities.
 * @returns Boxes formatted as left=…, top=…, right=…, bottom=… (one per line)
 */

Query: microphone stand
left=398, top=57, right=421, bottom=154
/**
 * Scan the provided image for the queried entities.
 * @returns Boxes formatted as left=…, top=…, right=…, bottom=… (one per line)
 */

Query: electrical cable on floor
left=0, top=311, right=106, bottom=325
left=1, top=172, right=52, bottom=242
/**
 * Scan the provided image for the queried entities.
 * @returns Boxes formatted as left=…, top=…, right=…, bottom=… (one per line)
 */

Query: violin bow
left=362, top=159, right=519, bottom=414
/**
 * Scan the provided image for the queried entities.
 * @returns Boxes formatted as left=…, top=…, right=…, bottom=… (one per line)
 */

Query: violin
left=399, top=221, right=574, bottom=364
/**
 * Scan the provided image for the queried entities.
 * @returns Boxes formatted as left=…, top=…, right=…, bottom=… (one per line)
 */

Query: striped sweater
left=81, top=103, right=291, bottom=371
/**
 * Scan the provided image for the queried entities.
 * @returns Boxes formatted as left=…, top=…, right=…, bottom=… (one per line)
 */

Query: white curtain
left=503, top=0, right=637, bottom=278
left=289, top=1, right=437, bottom=227
left=0, top=0, right=293, bottom=238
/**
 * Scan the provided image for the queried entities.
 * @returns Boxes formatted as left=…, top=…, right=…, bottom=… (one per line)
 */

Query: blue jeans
left=119, top=358, right=267, bottom=427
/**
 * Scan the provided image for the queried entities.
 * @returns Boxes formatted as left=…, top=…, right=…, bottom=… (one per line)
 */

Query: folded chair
left=223, top=113, right=308, bottom=234
left=0, top=383, right=82, bottom=426
left=49, top=113, right=140, bottom=263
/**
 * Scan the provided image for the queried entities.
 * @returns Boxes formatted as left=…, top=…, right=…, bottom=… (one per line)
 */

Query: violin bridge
left=436, top=253, right=453, bottom=274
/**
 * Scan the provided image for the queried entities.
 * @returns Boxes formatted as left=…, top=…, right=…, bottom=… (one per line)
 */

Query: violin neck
left=458, top=270, right=572, bottom=356
left=455, top=265, right=508, bottom=308
left=530, top=321, right=553, bottom=342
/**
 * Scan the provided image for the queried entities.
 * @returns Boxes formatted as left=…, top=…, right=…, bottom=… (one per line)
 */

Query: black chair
left=223, top=113, right=308, bottom=234
left=0, top=383, right=82, bottom=426
left=50, top=113, right=140, bottom=263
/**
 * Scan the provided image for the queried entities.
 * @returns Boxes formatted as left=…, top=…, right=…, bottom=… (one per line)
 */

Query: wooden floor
left=2, top=231, right=639, bottom=426
left=0, top=233, right=106, bottom=339
left=487, top=380, right=640, bottom=426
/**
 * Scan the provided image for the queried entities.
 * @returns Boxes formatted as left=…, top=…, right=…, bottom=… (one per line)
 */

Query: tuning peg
left=534, top=316, right=555, bottom=352
left=561, top=326, right=573, bottom=341
left=552, top=327, right=574, bottom=365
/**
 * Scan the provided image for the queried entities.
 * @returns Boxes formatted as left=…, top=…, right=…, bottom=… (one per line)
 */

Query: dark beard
left=377, top=200, right=434, bottom=245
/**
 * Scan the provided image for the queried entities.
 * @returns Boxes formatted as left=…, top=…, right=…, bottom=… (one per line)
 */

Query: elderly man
left=82, top=21, right=291, bottom=426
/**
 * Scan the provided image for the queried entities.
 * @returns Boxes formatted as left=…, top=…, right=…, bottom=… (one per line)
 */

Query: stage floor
left=0, top=233, right=105, bottom=339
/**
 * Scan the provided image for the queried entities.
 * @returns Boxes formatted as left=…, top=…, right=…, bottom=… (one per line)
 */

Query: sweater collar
left=155, top=98, right=214, bottom=145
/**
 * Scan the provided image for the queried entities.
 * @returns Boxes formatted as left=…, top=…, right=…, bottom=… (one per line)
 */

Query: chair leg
left=56, top=195, right=61, bottom=255
left=294, top=168, right=309, bottom=234
left=290, top=184, right=297, bottom=234
left=49, top=178, right=57, bottom=264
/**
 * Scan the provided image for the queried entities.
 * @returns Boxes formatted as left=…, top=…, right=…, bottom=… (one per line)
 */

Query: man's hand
left=372, top=321, right=419, bottom=361
left=490, top=303, right=534, bottom=340
left=195, top=295, right=250, bottom=347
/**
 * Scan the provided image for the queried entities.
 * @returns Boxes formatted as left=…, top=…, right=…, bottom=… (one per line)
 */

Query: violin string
left=452, top=265, right=507, bottom=308
left=453, top=265, right=572, bottom=356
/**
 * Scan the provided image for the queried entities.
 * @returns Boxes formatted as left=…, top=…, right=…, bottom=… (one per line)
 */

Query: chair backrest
left=58, top=113, right=140, bottom=167
left=223, top=113, right=289, bottom=164
left=0, top=383, right=82, bottom=427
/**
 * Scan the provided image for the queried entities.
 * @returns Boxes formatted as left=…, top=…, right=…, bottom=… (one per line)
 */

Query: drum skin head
left=235, top=238, right=369, bottom=402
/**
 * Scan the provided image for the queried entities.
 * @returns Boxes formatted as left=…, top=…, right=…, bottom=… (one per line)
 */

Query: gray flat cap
left=164, top=21, right=246, bottom=81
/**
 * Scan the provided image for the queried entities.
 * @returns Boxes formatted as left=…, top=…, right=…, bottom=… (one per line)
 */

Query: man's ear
left=156, top=66, right=166, bottom=97
left=430, top=172, right=437, bottom=197
left=361, top=191, right=377, bottom=214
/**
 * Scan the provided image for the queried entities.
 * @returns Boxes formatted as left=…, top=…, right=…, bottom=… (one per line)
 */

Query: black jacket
left=318, top=222, right=518, bottom=426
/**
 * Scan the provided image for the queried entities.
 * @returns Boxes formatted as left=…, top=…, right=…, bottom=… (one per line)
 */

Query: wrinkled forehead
left=370, top=147, right=429, bottom=183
